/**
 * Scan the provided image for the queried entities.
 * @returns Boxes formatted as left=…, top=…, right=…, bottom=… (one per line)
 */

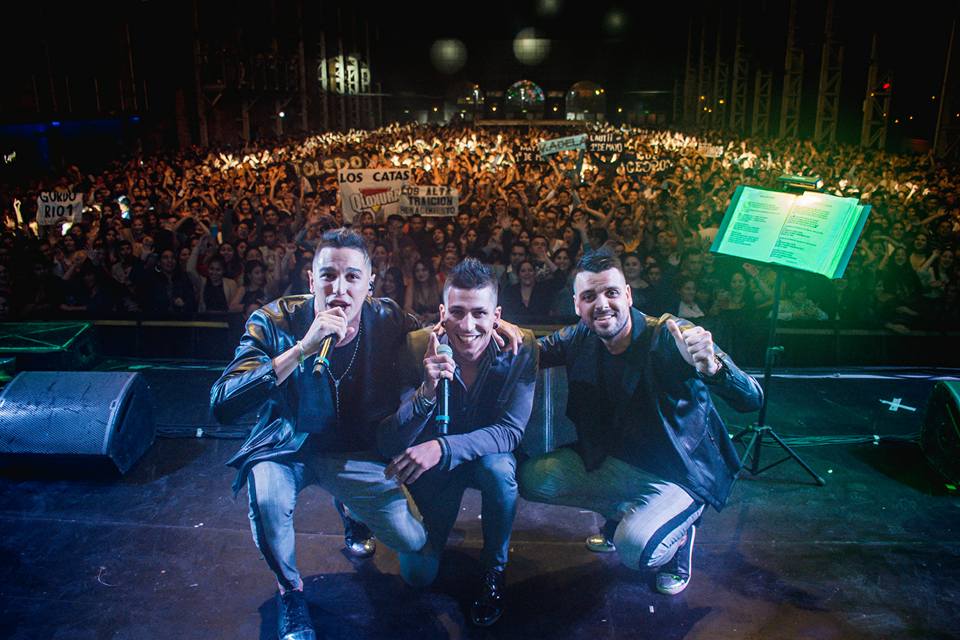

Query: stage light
left=718, top=99, right=725, bottom=105
left=278, top=111, right=286, bottom=118
left=604, top=9, right=627, bottom=34
left=51, top=121, right=60, bottom=127
left=777, top=174, right=824, bottom=192
left=433, top=107, right=438, bottom=112
left=909, top=115, right=914, bottom=121
left=513, top=28, right=550, bottom=65
left=617, top=107, right=623, bottom=113
left=492, top=105, right=497, bottom=112
left=932, top=95, right=937, bottom=100
left=552, top=105, right=558, bottom=111
left=882, top=82, right=891, bottom=90
left=430, top=39, right=467, bottom=74
left=536, top=0, right=561, bottom=16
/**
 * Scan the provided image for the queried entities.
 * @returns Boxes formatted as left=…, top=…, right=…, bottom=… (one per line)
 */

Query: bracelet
left=414, top=384, right=437, bottom=414
left=296, top=341, right=306, bottom=373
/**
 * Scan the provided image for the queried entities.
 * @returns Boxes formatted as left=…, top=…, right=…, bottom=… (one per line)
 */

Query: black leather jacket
left=537, top=308, right=763, bottom=511
left=210, top=295, right=418, bottom=494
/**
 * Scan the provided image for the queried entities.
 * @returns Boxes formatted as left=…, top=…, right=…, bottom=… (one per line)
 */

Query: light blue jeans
left=518, top=448, right=705, bottom=570
left=247, top=453, right=427, bottom=590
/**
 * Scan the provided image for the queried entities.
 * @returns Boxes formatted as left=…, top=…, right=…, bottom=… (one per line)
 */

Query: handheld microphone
left=435, top=343, right=453, bottom=435
left=312, top=334, right=336, bottom=376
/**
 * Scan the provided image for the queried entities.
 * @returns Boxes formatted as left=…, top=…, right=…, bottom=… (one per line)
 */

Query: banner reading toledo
left=399, top=185, right=459, bottom=217
left=338, top=168, right=411, bottom=222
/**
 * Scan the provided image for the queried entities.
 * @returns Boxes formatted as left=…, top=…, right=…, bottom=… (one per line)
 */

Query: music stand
left=730, top=264, right=826, bottom=485
left=724, top=175, right=857, bottom=486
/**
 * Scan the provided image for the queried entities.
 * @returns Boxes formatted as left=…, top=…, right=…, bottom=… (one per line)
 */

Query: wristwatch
left=697, top=354, right=729, bottom=383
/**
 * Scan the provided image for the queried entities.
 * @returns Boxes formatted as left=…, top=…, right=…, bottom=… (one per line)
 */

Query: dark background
left=0, top=1, right=956, bottom=167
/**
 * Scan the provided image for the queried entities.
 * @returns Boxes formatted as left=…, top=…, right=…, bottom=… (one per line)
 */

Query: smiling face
left=518, top=260, right=536, bottom=287
left=309, top=247, right=372, bottom=327
left=573, top=268, right=633, bottom=340
left=441, top=284, right=501, bottom=363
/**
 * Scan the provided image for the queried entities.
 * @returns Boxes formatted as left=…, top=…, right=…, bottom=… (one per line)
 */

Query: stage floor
left=1, top=366, right=959, bottom=639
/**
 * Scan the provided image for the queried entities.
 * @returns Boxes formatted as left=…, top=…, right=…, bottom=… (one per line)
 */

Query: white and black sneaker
left=656, top=525, right=695, bottom=595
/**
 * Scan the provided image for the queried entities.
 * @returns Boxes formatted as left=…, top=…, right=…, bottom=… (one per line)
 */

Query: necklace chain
left=330, top=322, right=362, bottom=423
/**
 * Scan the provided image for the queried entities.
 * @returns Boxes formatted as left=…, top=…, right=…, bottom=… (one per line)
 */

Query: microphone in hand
left=312, top=334, right=336, bottom=376
left=435, top=343, right=453, bottom=435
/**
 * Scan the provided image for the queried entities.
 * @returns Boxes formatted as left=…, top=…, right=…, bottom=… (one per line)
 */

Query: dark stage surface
left=1, top=365, right=959, bottom=640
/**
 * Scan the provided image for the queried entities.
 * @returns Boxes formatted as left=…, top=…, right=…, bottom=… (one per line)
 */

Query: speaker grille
left=0, top=372, right=140, bottom=456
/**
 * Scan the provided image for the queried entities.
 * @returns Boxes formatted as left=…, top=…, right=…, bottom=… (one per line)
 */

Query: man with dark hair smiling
left=519, top=248, right=763, bottom=596
left=378, top=258, right=536, bottom=627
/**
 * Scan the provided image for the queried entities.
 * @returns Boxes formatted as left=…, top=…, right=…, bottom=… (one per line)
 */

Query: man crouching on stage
left=210, top=229, right=428, bottom=640
left=519, top=248, right=763, bottom=596
left=377, top=258, right=536, bottom=626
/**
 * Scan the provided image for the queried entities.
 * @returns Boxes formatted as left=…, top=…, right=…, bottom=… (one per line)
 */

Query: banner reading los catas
left=338, top=168, right=411, bottom=223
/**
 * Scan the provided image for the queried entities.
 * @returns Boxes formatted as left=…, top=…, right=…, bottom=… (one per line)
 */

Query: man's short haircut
left=575, top=247, right=622, bottom=276
left=314, top=228, right=371, bottom=268
left=442, top=257, right=499, bottom=304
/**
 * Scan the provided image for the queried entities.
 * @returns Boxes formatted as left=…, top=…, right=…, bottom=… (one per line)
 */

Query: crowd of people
left=1, top=122, right=958, bottom=334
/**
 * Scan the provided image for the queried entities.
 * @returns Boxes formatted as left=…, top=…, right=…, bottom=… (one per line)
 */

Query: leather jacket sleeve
left=665, top=316, right=763, bottom=413
left=537, top=322, right=581, bottom=369
left=376, top=332, right=433, bottom=458
left=210, top=308, right=281, bottom=424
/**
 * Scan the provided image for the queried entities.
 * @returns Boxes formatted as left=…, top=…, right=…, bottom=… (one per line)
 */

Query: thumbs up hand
left=666, top=318, right=719, bottom=377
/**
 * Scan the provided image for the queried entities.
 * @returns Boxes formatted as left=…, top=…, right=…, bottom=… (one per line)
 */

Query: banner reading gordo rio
left=337, top=168, right=411, bottom=223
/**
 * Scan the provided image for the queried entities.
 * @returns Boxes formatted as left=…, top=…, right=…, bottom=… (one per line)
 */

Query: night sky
left=0, top=1, right=956, bottom=145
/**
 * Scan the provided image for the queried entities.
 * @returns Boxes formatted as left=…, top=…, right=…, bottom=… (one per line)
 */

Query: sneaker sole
left=655, top=525, right=695, bottom=595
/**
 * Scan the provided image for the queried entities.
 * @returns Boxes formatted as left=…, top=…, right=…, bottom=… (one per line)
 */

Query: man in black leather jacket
left=210, top=229, right=428, bottom=640
left=519, top=248, right=763, bottom=596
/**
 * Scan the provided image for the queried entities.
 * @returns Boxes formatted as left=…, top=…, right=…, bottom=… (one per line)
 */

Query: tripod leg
left=731, top=425, right=751, bottom=444
left=764, top=428, right=826, bottom=486
left=738, top=428, right=761, bottom=475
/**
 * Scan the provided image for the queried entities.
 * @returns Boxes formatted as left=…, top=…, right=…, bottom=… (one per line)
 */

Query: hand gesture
left=666, top=318, right=718, bottom=376
left=302, top=307, right=351, bottom=354
left=420, top=333, right=456, bottom=401
left=385, top=440, right=443, bottom=485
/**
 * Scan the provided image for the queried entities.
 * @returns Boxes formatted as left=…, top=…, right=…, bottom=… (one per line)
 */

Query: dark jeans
left=400, top=453, right=519, bottom=586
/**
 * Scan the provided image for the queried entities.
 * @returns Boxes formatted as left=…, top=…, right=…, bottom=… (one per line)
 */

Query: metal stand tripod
left=731, top=269, right=826, bottom=486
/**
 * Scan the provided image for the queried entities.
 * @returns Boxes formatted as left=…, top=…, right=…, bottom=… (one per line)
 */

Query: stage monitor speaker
left=0, top=371, right=154, bottom=474
left=920, top=381, right=960, bottom=486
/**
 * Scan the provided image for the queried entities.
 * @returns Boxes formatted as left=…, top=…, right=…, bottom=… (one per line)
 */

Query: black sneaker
left=334, top=498, right=376, bottom=559
left=470, top=569, right=505, bottom=627
left=585, top=518, right=619, bottom=553
left=277, top=589, right=316, bottom=640
left=656, top=524, right=695, bottom=595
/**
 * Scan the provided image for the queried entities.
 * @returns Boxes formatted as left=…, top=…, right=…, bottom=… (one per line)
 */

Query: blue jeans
left=247, top=452, right=427, bottom=590
left=518, top=448, right=704, bottom=571
left=399, top=453, right=518, bottom=587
